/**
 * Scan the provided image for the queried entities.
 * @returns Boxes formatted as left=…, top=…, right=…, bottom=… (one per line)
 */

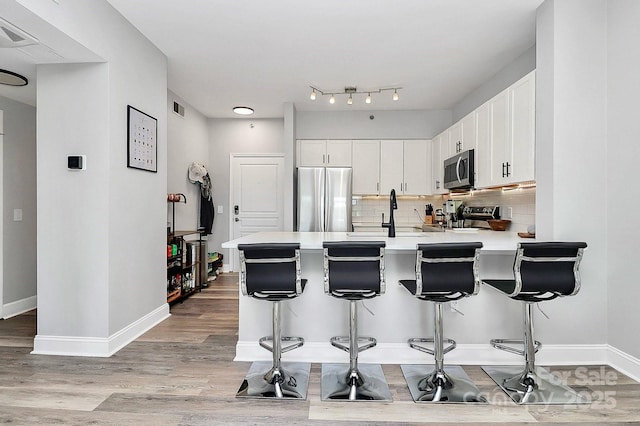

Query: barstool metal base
left=482, top=365, right=588, bottom=405
left=321, top=363, right=392, bottom=401
left=236, top=361, right=310, bottom=399
left=401, top=364, right=487, bottom=403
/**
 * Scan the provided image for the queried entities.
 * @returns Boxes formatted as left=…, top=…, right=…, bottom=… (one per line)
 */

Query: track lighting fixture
left=309, top=85, right=402, bottom=105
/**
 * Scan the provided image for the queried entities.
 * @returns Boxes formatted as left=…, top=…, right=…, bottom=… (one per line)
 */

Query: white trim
left=607, top=344, right=640, bottom=383
left=32, top=304, right=170, bottom=357
left=235, top=341, right=610, bottom=366
left=2, top=295, right=36, bottom=319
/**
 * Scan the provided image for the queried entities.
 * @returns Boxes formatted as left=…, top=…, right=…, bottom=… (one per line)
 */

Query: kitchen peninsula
left=223, top=230, right=536, bottom=365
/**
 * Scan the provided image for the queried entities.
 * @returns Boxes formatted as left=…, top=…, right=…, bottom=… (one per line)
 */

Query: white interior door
left=230, top=154, right=285, bottom=271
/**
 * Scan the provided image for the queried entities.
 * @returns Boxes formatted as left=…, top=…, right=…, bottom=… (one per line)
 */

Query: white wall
left=167, top=91, right=209, bottom=233
left=16, top=0, right=168, bottom=354
left=207, top=118, right=285, bottom=264
left=535, top=0, right=608, bottom=345
left=0, top=96, right=36, bottom=312
left=452, top=46, right=536, bottom=122
left=606, top=0, right=640, bottom=358
left=296, top=109, right=452, bottom=140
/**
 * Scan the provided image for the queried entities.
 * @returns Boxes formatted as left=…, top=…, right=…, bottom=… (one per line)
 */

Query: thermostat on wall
left=68, top=155, right=86, bottom=170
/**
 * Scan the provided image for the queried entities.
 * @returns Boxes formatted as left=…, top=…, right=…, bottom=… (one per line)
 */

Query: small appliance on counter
left=445, top=199, right=464, bottom=228
left=462, top=205, right=500, bottom=221
left=462, top=205, right=504, bottom=230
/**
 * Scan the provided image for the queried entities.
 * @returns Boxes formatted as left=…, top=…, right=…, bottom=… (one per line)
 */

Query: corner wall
left=167, top=91, right=209, bottom=233
left=535, top=0, right=608, bottom=346
left=606, top=0, right=640, bottom=360
left=20, top=0, right=169, bottom=355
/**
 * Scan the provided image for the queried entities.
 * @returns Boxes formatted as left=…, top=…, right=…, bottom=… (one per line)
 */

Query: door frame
left=229, top=153, right=285, bottom=271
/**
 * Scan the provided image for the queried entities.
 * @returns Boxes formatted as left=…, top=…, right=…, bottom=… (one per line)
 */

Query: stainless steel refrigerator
left=297, top=167, right=352, bottom=232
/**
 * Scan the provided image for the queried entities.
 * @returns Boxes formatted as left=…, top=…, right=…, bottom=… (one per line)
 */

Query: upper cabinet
left=352, top=140, right=381, bottom=195
left=352, top=139, right=430, bottom=195
left=448, top=111, right=477, bottom=155
left=297, top=139, right=352, bottom=167
left=380, top=140, right=430, bottom=195
left=475, top=71, right=535, bottom=188
left=431, top=131, right=449, bottom=195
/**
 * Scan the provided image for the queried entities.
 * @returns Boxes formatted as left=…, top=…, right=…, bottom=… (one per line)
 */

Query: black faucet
left=381, top=189, right=397, bottom=237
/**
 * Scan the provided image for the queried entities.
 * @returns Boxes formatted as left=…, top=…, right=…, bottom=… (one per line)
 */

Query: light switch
left=13, top=209, right=23, bottom=222
left=217, top=205, right=224, bottom=214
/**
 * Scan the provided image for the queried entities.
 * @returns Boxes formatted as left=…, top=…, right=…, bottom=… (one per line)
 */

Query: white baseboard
left=2, top=295, right=36, bottom=319
left=607, top=344, right=640, bottom=383
left=235, top=341, right=610, bottom=367
left=32, top=304, right=170, bottom=357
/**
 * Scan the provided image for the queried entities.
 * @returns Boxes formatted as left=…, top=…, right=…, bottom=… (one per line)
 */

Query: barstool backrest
left=323, top=241, right=385, bottom=299
left=415, top=242, right=482, bottom=299
left=513, top=242, right=587, bottom=299
left=238, top=243, right=303, bottom=300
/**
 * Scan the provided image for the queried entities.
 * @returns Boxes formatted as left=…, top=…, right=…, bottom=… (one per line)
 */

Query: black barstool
left=482, top=241, right=587, bottom=404
left=400, top=242, right=486, bottom=403
left=235, top=243, right=310, bottom=399
left=321, top=241, right=392, bottom=401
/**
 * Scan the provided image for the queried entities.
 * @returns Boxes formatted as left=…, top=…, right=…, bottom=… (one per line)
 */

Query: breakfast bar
left=222, top=230, right=531, bottom=365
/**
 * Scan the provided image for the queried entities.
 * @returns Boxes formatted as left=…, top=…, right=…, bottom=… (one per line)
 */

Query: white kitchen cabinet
left=475, top=102, right=492, bottom=188
left=380, top=140, right=405, bottom=194
left=474, top=71, right=535, bottom=188
left=352, top=140, right=381, bottom=195
left=447, top=111, right=476, bottom=155
left=297, top=139, right=352, bottom=166
left=508, top=71, right=535, bottom=184
left=402, top=140, right=430, bottom=195
left=431, top=131, right=449, bottom=194
left=380, top=140, right=429, bottom=195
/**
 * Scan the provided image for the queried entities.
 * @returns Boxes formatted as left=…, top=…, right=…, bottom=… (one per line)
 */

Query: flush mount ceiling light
left=232, top=106, right=254, bottom=115
left=309, top=85, right=401, bottom=105
left=0, top=69, right=28, bottom=86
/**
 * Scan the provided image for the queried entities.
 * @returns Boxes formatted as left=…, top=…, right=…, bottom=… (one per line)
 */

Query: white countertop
left=222, top=230, right=532, bottom=253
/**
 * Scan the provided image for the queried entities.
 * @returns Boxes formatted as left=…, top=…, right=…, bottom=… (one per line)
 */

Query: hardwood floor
left=1, top=273, right=639, bottom=425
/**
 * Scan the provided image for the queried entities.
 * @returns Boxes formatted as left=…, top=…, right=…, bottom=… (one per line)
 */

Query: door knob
left=234, top=205, right=239, bottom=215
left=235, top=218, right=240, bottom=222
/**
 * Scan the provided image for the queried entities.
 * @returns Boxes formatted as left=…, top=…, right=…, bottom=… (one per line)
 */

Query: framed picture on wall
left=127, top=105, right=157, bottom=172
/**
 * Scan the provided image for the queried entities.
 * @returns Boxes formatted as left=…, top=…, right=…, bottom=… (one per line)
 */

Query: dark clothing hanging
left=199, top=173, right=214, bottom=234
left=200, top=194, right=214, bottom=234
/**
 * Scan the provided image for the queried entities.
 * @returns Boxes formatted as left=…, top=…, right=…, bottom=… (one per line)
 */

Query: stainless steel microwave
left=444, top=149, right=474, bottom=190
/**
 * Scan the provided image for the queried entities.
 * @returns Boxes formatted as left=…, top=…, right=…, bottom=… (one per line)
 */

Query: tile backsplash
left=352, top=187, right=536, bottom=233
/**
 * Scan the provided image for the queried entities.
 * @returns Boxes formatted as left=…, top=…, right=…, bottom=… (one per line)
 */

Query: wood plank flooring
left=1, top=273, right=639, bottom=424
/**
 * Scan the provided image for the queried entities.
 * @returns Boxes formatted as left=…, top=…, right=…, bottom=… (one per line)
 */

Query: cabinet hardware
left=323, top=154, right=326, bottom=164
left=327, top=154, right=330, bottom=163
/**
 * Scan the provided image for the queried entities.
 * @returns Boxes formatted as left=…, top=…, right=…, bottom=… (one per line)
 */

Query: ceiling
left=1, top=0, right=544, bottom=118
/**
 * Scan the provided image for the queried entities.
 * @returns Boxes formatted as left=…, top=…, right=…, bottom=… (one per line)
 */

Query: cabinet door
left=379, top=140, right=404, bottom=194
left=449, top=121, right=462, bottom=154
left=326, top=140, right=352, bottom=166
left=489, top=89, right=510, bottom=186
left=461, top=111, right=477, bottom=152
left=509, top=71, right=535, bottom=184
left=298, top=140, right=327, bottom=166
left=403, top=140, right=428, bottom=195
left=352, top=140, right=380, bottom=195
left=431, top=131, right=449, bottom=194
left=475, top=102, right=491, bottom=188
